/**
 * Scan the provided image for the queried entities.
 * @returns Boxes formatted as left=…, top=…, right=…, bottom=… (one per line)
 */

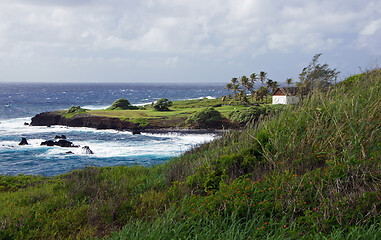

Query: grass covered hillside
left=0, top=69, right=380, bottom=239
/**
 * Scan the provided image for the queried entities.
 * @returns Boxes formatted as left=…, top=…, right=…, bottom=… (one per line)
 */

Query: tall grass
left=162, top=69, right=381, bottom=236
left=0, top=70, right=380, bottom=239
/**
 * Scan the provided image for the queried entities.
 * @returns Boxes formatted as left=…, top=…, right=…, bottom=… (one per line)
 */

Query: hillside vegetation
left=0, top=69, right=380, bottom=239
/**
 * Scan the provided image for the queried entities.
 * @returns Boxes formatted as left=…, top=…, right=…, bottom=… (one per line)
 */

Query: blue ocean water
left=0, top=83, right=226, bottom=176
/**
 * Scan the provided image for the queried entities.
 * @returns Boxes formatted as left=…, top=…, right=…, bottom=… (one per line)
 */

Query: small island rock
left=55, top=135, right=67, bottom=139
left=41, top=139, right=78, bottom=148
left=19, top=138, right=29, bottom=145
left=82, top=146, right=93, bottom=154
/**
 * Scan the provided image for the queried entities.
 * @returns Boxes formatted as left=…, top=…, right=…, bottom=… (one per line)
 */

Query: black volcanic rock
left=19, top=138, right=29, bottom=145
left=55, top=135, right=67, bottom=139
left=41, top=140, right=55, bottom=146
left=56, top=140, right=77, bottom=147
left=82, top=146, right=93, bottom=154
left=41, top=139, right=78, bottom=148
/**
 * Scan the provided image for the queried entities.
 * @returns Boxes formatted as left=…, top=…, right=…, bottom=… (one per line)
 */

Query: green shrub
left=153, top=98, right=173, bottom=111
left=131, top=118, right=149, bottom=127
left=229, top=105, right=285, bottom=124
left=67, top=106, right=86, bottom=114
left=186, top=107, right=224, bottom=128
left=107, top=98, right=138, bottom=110
left=65, top=106, right=87, bottom=118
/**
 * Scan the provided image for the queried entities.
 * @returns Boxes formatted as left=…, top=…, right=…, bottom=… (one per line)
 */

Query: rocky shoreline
left=30, top=111, right=227, bottom=134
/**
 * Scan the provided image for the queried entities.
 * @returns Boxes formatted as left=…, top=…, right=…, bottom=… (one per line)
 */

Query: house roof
left=273, top=87, right=299, bottom=96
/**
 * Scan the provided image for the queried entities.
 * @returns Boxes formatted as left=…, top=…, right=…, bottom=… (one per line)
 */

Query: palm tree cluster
left=224, top=71, right=279, bottom=104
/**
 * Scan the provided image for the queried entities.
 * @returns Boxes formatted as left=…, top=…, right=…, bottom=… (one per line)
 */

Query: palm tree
left=231, top=77, right=238, bottom=85
left=266, top=79, right=279, bottom=94
left=238, top=90, right=249, bottom=105
left=286, top=78, right=293, bottom=86
left=221, top=95, right=227, bottom=105
left=246, top=82, right=254, bottom=103
left=259, top=71, right=267, bottom=87
left=257, top=86, right=268, bottom=103
left=232, top=84, right=240, bottom=101
left=250, top=73, right=257, bottom=85
left=240, top=75, right=249, bottom=92
left=225, top=83, right=233, bottom=96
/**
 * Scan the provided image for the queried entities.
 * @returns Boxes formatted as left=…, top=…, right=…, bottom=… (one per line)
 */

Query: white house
left=272, top=87, right=300, bottom=104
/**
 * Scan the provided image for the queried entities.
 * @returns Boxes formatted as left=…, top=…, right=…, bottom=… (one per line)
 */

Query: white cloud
left=0, top=0, right=380, bottom=82
left=361, top=19, right=381, bottom=35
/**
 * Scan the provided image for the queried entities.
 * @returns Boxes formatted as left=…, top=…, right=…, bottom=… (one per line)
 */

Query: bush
left=229, top=105, right=285, bottom=124
left=186, top=107, right=223, bottom=128
left=154, top=98, right=173, bottom=111
left=131, top=118, right=149, bottom=127
left=107, top=98, right=138, bottom=110
left=67, top=106, right=86, bottom=114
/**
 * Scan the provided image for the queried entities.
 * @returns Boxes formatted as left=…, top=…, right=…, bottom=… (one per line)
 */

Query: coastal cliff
left=31, top=112, right=138, bottom=130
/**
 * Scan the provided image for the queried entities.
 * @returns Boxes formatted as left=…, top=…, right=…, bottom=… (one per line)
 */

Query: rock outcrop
left=82, top=146, right=93, bottom=154
left=41, top=139, right=78, bottom=148
left=19, top=138, right=29, bottom=145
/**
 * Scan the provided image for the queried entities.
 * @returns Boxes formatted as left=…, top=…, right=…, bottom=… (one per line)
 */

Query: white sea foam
left=0, top=117, right=216, bottom=160
left=82, top=105, right=111, bottom=110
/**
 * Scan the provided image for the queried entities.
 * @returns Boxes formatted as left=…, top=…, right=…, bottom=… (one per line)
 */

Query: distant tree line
left=225, top=54, right=339, bottom=105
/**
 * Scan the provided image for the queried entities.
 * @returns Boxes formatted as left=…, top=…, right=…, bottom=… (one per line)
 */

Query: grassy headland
left=60, top=97, right=275, bottom=130
left=1, top=69, right=380, bottom=239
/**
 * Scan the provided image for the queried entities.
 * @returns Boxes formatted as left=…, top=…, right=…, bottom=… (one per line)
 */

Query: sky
left=0, top=0, right=380, bottom=84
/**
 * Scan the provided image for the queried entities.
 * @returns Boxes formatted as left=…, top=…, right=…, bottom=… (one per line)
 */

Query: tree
left=107, top=98, right=138, bottom=110
left=232, top=84, right=241, bottom=100
left=153, top=98, right=173, bottom=111
left=286, top=78, right=293, bottom=86
left=259, top=71, right=267, bottom=87
left=250, top=73, right=257, bottom=85
left=266, top=79, right=279, bottom=95
left=237, top=90, right=249, bottom=105
left=186, top=107, right=223, bottom=128
left=246, top=82, right=254, bottom=102
left=225, top=83, right=233, bottom=96
left=240, top=75, right=249, bottom=93
left=256, top=86, right=268, bottom=103
left=297, top=53, right=340, bottom=95
left=221, top=95, right=227, bottom=105
left=249, top=73, right=257, bottom=102
left=231, top=77, right=238, bottom=85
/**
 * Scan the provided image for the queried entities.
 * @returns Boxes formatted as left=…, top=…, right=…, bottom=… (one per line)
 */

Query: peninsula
left=30, top=97, right=280, bottom=132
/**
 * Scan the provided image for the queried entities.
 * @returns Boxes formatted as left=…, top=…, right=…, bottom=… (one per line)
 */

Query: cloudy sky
left=0, top=0, right=380, bottom=83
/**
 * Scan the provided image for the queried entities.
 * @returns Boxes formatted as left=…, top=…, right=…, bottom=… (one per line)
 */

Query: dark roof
left=273, top=87, right=299, bottom=96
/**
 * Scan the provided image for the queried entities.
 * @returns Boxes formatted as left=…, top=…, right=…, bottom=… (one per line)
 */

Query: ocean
left=0, top=82, right=227, bottom=176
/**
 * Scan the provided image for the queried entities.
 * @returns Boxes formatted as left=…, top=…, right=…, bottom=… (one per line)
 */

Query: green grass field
left=89, top=98, right=248, bottom=119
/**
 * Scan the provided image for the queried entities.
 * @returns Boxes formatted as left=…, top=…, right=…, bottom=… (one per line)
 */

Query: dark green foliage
left=229, top=105, right=285, bottom=124
left=107, top=98, right=138, bottom=110
left=336, top=72, right=366, bottom=90
left=297, top=53, right=340, bottom=95
left=131, top=118, right=149, bottom=127
left=67, top=106, right=86, bottom=114
left=186, top=107, right=224, bottom=128
left=0, top=175, right=47, bottom=192
left=153, top=98, right=173, bottom=111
